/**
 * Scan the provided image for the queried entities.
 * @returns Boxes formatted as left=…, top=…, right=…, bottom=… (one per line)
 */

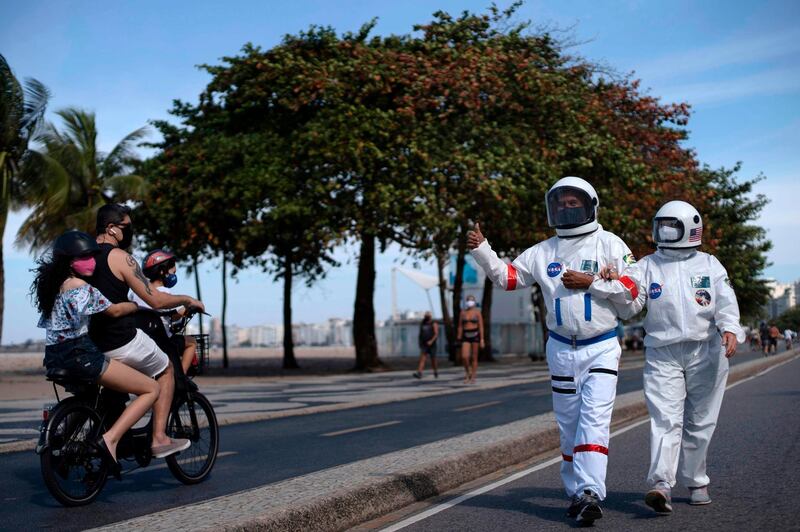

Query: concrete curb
left=90, top=349, right=798, bottom=532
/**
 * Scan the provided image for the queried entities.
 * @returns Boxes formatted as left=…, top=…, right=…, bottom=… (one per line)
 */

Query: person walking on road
left=784, top=328, right=795, bottom=351
left=413, top=312, right=439, bottom=379
left=457, top=295, right=483, bottom=383
left=598, top=200, right=745, bottom=515
left=768, top=324, right=780, bottom=354
left=469, top=176, right=636, bottom=524
left=759, top=321, right=770, bottom=356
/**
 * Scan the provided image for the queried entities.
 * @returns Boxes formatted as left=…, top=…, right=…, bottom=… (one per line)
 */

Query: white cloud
left=656, top=65, right=800, bottom=106
left=635, top=27, right=800, bottom=82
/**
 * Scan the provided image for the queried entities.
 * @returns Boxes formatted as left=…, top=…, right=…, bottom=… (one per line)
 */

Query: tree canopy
left=136, top=4, right=772, bottom=366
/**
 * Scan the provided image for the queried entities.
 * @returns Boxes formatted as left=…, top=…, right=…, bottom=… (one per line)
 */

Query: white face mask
left=465, top=300, right=476, bottom=308
left=658, top=225, right=680, bottom=242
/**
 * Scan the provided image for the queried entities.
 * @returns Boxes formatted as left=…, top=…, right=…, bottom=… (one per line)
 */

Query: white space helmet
left=653, top=200, right=703, bottom=248
left=545, top=176, right=599, bottom=237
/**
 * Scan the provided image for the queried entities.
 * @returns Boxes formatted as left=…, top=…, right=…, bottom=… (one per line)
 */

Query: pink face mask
left=72, top=256, right=96, bottom=277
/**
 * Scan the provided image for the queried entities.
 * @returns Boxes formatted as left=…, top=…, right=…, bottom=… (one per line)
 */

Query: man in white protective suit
left=597, top=200, right=744, bottom=514
left=467, top=176, right=636, bottom=524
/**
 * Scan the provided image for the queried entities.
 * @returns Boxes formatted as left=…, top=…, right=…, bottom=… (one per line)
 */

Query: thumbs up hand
left=467, top=222, right=485, bottom=250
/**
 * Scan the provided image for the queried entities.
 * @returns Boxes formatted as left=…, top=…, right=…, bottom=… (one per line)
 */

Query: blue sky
left=1, top=0, right=798, bottom=343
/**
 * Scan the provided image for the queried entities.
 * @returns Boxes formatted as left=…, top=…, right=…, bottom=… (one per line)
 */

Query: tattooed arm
left=113, top=249, right=204, bottom=311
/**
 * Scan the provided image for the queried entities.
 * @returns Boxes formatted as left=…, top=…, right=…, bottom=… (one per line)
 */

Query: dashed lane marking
left=453, top=401, right=503, bottom=412
left=322, top=421, right=402, bottom=437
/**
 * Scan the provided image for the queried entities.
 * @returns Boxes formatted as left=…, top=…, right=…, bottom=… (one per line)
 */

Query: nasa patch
left=547, top=262, right=563, bottom=278
left=649, top=283, right=663, bottom=299
left=695, top=289, right=711, bottom=306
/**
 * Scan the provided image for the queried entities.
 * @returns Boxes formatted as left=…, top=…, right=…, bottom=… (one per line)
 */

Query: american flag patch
left=688, top=226, right=702, bottom=242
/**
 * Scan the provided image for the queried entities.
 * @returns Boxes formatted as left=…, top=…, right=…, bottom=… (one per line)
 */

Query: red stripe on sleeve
left=619, top=276, right=638, bottom=299
left=573, top=444, right=608, bottom=455
left=506, top=263, right=518, bottom=291
left=562, top=454, right=573, bottom=462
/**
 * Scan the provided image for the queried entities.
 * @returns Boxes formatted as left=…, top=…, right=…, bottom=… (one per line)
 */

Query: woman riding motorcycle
left=32, top=231, right=160, bottom=479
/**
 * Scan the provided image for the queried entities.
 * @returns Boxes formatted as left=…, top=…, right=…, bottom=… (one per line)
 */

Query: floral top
left=38, top=284, right=111, bottom=346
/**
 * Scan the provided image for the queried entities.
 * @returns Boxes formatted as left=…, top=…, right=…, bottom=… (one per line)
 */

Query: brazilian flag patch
left=623, top=253, right=636, bottom=265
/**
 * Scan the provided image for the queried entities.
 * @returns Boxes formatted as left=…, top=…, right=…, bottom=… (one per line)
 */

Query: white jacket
left=471, top=226, right=634, bottom=340
left=602, top=249, right=745, bottom=348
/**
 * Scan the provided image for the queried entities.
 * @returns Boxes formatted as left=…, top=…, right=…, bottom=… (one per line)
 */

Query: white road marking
left=453, top=401, right=502, bottom=412
left=322, top=420, right=402, bottom=437
left=381, top=359, right=788, bottom=531
left=0, top=428, right=38, bottom=435
left=124, top=451, right=237, bottom=476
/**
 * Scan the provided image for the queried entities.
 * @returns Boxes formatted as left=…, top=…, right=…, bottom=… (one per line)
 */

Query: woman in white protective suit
left=468, top=176, right=636, bottom=525
left=599, top=200, right=744, bottom=514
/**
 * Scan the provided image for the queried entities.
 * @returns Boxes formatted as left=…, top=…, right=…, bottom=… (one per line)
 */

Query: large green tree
left=0, top=54, right=49, bottom=344
left=700, top=164, right=771, bottom=321
left=17, top=107, right=148, bottom=252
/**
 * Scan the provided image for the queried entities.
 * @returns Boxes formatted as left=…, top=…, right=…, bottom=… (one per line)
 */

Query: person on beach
left=597, top=200, right=744, bottom=513
left=468, top=176, right=635, bottom=524
left=413, top=311, right=439, bottom=379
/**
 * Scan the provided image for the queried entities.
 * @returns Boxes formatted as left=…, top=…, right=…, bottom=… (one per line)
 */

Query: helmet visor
left=653, top=217, right=685, bottom=244
left=546, top=186, right=595, bottom=228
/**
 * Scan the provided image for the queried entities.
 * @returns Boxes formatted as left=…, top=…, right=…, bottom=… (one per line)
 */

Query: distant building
left=327, top=318, right=352, bottom=346
left=764, top=279, right=799, bottom=320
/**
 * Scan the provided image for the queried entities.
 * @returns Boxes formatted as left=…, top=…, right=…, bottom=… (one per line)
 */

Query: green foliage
left=0, top=54, right=50, bottom=343
left=700, top=164, right=771, bottom=320
left=775, top=306, right=800, bottom=332
left=138, top=4, right=772, bottom=364
left=0, top=54, right=49, bottom=203
left=16, top=108, right=148, bottom=251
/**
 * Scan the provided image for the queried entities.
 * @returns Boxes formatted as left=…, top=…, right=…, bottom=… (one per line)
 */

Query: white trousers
left=547, top=336, right=621, bottom=500
left=644, top=338, right=729, bottom=488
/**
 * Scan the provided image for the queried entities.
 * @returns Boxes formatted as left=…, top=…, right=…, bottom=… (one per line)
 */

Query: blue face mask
left=163, top=273, right=178, bottom=288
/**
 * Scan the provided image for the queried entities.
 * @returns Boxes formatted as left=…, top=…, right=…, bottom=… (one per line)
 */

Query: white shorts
left=103, top=329, right=170, bottom=378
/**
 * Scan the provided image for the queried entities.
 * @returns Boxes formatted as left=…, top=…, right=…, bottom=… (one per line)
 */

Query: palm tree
left=0, top=54, right=49, bottom=344
left=17, top=107, right=148, bottom=252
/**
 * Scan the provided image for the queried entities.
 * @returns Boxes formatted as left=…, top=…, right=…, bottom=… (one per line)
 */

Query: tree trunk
left=282, top=255, right=299, bottom=369
left=0, top=206, right=6, bottom=346
left=353, top=233, right=382, bottom=370
left=0, top=216, right=5, bottom=346
left=436, top=249, right=454, bottom=357
left=449, top=225, right=468, bottom=362
left=221, top=254, right=229, bottom=369
left=479, top=274, right=495, bottom=361
left=192, top=255, right=203, bottom=337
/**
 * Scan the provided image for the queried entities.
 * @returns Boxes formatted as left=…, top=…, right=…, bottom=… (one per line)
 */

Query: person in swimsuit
left=457, top=295, right=484, bottom=383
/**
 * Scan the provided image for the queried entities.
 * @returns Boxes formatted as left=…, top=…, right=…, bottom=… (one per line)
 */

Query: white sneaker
left=689, top=485, right=711, bottom=505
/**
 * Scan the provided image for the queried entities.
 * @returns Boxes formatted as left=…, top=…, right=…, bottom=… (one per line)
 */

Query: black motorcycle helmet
left=53, top=230, right=100, bottom=258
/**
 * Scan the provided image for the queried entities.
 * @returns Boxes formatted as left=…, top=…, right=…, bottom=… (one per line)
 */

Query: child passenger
left=129, top=249, right=197, bottom=374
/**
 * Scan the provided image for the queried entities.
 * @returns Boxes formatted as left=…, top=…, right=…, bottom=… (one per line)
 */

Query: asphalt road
left=389, top=355, right=800, bottom=531
left=0, top=350, right=770, bottom=531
